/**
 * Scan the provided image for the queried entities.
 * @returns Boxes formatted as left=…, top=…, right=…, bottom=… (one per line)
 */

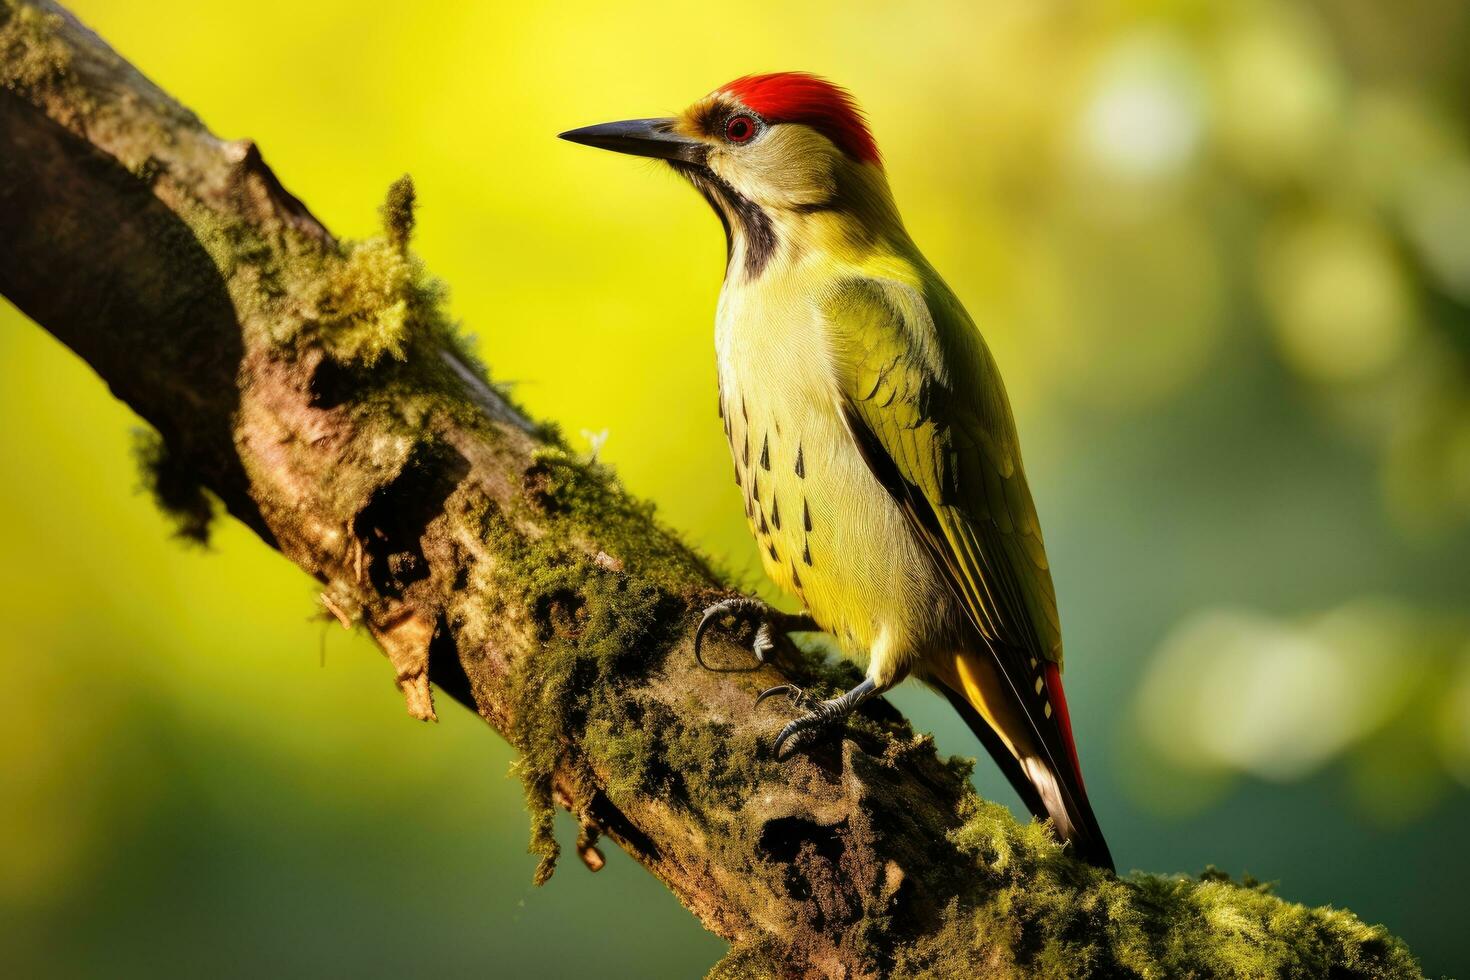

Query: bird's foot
left=757, top=678, right=878, bottom=757
left=693, top=596, right=818, bottom=672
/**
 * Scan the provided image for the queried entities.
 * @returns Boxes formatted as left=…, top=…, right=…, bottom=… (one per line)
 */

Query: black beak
left=558, top=117, right=706, bottom=165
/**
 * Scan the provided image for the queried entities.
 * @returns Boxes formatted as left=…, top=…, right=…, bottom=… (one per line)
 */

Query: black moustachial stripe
left=671, top=161, right=776, bottom=279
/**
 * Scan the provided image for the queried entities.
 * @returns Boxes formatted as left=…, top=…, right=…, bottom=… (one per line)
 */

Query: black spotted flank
left=803, top=498, right=812, bottom=532
left=759, top=433, right=770, bottom=470
left=795, top=444, right=805, bottom=478
left=767, top=541, right=780, bottom=562
left=770, top=497, right=781, bottom=530
left=802, top=540, right=812, bottom=566
left=791, top=563, right=803, bottom=589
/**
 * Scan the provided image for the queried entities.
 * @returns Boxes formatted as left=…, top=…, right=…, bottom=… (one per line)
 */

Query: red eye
left=725, top=114, right=756, bottom=143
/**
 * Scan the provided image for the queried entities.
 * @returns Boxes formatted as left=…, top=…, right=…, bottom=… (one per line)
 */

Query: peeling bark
left=370, top=609, right=437, bottom=721
left=0, top=3, right=1425, bottom=977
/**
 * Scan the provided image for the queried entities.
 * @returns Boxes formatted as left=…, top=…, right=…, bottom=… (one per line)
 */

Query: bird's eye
left=725, top=114, right=756, bottom=144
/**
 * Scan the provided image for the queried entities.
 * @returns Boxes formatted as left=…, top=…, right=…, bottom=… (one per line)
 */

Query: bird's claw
left=693, top=596, right=812, bottom=672
left=693, top=597, right=768, bottom=671
left=770, top=699, right=846, bottom=757
left=755, top=683, right=808, bottom=707
left=759, top=677, right=879, bottom=758
left=758, top=686, right=848, bottom=755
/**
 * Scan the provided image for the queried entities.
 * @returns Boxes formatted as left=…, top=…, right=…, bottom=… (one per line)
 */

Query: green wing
left=825, top=274, right=1119, bottom=870
left=823, top=275, right=1062, bottom=668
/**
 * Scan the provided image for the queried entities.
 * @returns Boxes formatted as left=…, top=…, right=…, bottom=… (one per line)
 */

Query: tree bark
left=0, top=2, right=1425, bottom=976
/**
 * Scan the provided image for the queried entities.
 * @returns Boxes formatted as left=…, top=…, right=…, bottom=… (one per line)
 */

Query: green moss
left=660, top=713, right=750, bottom=807
left=182, top=200, right=304, bottom=344
left=478, top=479, right=684, bottom=882
left=0, top=1, right=72, bottom=97
left=888, top=792, right=1421, bottom=979
left=494, top=444, right=833, bottom=881
left=296, top=177, right=486, bottom=389
left=312, top=236, right=416, bottom=367
left=510, top=755, right=560, bottom=886
left=525, top=446, right=715, bottom=588
left=380, top=174, right=416, bottom=252
left=131, top=427, right=216, bottom=545
left=706, top=937, right=786, bottom=980
left=589, top=699, right=757, bottom=814
left=587, top=715, right=657, bottom=802
left=1198, top=863, right=1276, bottom=895
left=175, top=171, right=510, bottom=473
left=475, top=433, right=769, bottom=883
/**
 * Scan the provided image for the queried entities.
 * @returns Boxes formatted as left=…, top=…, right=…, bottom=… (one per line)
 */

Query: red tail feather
left=1044, top=663, right=1085, bottom=793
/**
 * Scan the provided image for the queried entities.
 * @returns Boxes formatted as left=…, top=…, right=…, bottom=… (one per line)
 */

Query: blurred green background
left=4, top=0, right=1470, bottom=975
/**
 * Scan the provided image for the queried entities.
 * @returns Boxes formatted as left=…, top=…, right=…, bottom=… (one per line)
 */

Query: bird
left=560, top=72, right=1113, bottom=870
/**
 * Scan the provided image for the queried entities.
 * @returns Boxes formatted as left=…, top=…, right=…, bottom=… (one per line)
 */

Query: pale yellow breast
left=714, top=266, right=953, bottom=681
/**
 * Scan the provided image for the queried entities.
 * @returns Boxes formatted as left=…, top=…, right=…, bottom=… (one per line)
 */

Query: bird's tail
left=937, top=650, right=1114, bottom=871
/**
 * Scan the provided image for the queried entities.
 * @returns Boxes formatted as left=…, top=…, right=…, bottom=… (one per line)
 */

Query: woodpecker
left=561, top=73, right=1113, bottom=870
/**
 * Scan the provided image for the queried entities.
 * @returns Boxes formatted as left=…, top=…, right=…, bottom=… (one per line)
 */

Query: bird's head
left=560, top=73, right=900, bottom=277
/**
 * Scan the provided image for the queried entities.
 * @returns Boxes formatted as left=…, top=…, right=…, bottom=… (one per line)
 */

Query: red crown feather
left=720, top=72, right=880, bottom=166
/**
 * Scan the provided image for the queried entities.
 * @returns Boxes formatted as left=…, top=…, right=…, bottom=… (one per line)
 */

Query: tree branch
left=0, top=2, right=1423, bottom=975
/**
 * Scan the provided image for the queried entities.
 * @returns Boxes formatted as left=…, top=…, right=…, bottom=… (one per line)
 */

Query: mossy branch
left=0, top=2, right=1424, bottom=976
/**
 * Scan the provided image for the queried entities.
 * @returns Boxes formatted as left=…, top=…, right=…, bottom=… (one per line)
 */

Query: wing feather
left=824, top=276, right=1112, bottom=867
left=824, top=277, right=1062, bottom=665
